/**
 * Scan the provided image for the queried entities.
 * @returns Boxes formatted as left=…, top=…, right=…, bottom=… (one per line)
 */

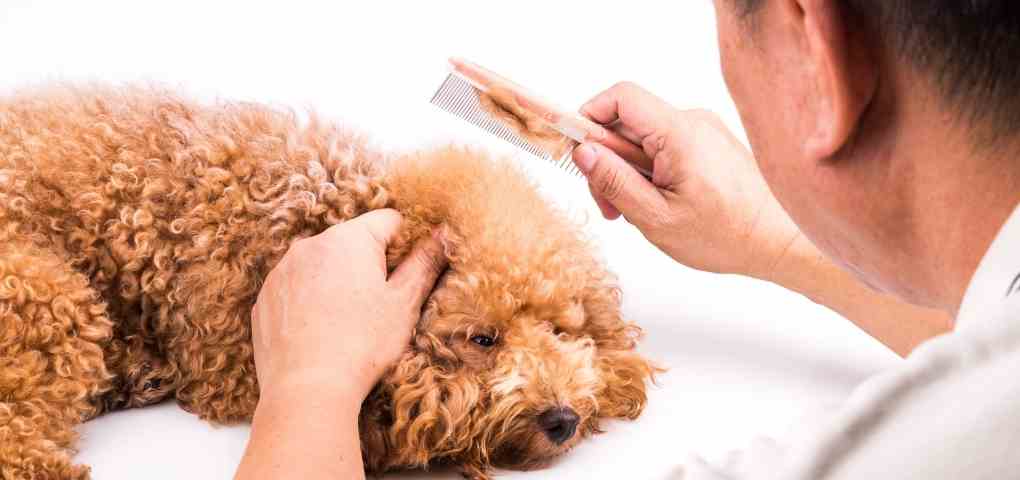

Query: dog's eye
left=470, top=335, right=497, bottom=348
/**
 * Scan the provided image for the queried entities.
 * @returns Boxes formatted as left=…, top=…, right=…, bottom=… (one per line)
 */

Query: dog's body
left=0, top=86, right=654, bottom=479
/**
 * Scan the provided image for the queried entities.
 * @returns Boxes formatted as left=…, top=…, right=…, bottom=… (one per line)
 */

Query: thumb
left=338, top=208, right=404, bottom=247
left=573, top=143, right=664, bottom=225
left=389, top=227, right=449, bottom=307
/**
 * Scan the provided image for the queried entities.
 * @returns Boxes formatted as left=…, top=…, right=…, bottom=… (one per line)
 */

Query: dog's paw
left=459, top=464, right=491, bottom=480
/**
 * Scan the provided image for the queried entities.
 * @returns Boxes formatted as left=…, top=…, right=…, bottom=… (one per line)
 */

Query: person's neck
left=898, top=127, right=1020, bottom=315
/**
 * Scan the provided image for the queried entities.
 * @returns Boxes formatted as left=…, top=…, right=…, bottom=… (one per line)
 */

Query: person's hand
left=572, top=82, right=802, bottom=279
left=251, top=209, right=448, bottom=404
left=238, top=210, right=446, bottom=480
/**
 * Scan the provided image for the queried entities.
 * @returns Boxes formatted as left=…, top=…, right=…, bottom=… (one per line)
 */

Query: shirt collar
left=956, top=202, right=1020, bottom=329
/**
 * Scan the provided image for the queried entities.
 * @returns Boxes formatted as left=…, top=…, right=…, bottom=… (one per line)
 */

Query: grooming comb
left=431, top=58, right=654, bottom=178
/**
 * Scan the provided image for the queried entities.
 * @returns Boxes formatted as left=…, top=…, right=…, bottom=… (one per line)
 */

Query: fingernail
left=573, top=144, right=597, bottom=174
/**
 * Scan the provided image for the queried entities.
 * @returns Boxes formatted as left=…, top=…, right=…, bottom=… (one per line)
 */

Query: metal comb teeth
left=430, top=73, right=580, bottom=175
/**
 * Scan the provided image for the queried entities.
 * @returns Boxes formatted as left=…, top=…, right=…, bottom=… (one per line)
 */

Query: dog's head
left=369, top=148, right=658, bottom=476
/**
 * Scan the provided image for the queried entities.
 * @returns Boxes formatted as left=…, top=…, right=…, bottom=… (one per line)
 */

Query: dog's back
left=0, top=85, right=399, bottom=439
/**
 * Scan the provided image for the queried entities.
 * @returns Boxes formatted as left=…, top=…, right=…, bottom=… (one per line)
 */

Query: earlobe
left=800, top=0, right=878, bottom=160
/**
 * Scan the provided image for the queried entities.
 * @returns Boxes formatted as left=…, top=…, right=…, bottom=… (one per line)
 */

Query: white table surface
left=0, top=1, right=901, bottom=478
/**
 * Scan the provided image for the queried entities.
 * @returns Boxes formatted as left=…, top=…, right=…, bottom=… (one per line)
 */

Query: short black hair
left=734, top=1, right=1020, bottom=145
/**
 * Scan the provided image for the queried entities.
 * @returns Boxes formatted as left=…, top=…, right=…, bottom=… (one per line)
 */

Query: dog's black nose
left=538, top=407, right=580, bottom=445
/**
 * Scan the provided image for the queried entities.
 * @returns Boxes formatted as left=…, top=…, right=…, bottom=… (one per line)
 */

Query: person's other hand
left=251, top=209, right=448, bottom=403
left=573, top=82, right=801, bottom=279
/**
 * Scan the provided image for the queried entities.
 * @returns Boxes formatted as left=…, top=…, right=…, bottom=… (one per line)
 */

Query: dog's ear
left=595, top=348, right=658, bottom=420
left=580, top=277, right=661, bottom=420
left=382, top=340, right=482, bottom=468
left=580, top=278, right=640, bottom=350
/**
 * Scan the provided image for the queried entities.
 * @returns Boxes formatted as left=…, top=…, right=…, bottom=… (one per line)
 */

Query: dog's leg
left=459, top=464, right=492, bottom=480
left=173, top=343, right=260, bottom=423
left=0, top=241, right=115, bottom=479
left=101, top=335, right=178, bottom=411
left=169, top=305, right=260, bottom=424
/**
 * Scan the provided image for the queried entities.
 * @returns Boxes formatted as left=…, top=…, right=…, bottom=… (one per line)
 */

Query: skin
left=571, top=87, right=950, bottom=357
left=573, top=0, right=1020, bottom=356
left=238, top=0, right=1020, bottom=474
left=234, top=209, right=448, bottom=480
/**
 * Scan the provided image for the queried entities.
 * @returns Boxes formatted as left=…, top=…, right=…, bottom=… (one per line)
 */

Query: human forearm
left=757, top=233, right=952, bottom=357
left=572, top=84, right=951, bottom=356
left=234, top=383, right=366, bottom=480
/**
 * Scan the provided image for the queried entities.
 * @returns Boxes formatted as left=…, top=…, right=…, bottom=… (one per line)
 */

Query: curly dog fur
left=0, top=85, right=657, bottom=479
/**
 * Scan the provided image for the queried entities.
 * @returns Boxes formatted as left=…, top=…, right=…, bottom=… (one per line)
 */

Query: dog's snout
left=537, top=407, right=580, bottom=445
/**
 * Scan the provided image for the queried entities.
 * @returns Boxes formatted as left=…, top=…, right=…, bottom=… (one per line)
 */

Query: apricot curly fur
left=0, top=84, right=658, bottom=480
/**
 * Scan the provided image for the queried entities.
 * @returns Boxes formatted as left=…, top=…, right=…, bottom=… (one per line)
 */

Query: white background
left=0, top=1, right=899, bottom=478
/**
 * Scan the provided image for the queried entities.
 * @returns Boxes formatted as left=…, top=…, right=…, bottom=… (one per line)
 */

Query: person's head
left=712, top=0, right=1020, bottom=309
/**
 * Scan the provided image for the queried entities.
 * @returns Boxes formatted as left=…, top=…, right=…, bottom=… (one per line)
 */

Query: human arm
left=572, top=82, right=951, bottom=357
left=233, top=210, right=448, bottom=480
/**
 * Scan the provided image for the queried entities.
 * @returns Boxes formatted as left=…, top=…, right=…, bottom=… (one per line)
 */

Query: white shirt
left=680, top=204, right=1020, bottom=480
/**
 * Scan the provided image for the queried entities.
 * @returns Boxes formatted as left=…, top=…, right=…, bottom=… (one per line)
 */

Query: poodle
left=0, top=85, right=657, bottom=479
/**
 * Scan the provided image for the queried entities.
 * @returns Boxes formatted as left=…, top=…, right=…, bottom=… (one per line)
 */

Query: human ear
left=795, top=0, right=878, bottom=159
